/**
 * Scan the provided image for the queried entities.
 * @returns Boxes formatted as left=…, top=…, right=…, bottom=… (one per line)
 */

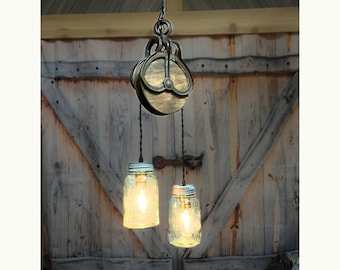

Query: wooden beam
left=184, top=254, right=274, bottom=270
left=41, top=55, right=299, bottom=79
left=41, top=77, right=170, bottom=259
left=51, top=257, right=172, bottom=270
left=184, top=251, right=298, bottom=269
left=41, top=7, right=298, bottom=39
left=167, top=0, right=182, bottom=12
left=185, top=72, right=299, bottom=258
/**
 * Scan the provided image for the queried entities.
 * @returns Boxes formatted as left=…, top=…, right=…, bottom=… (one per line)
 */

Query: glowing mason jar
left=168, top=184, right=201, bottom=248
left=123, top=163, right=159, bottom=229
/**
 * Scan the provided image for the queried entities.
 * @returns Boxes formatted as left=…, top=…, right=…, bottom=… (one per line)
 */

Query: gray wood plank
left=108, top=80, right=138, bottom=257
left=51, top=257, right=172, bottom=270
left=282, top=108, right=299, bottom=252
left=185, top=72, right=299, bottom=258
left=151, top=112, right=178, bottom=259
left=84, top=81, right=111, bottom=257
left=41, top=97, right=70, bottom=258
left=62, top=81, right=92, bottom=258
left=184, top=254, right=275, bottom=270
left=263, top=107, right=298, bottom=254
left=41, top=77, right=170, bottom=258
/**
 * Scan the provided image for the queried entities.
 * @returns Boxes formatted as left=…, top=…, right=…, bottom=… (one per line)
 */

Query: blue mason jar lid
left=171, top=184, right=196, bottom=196
left=128, top=162, right=154, bottom=172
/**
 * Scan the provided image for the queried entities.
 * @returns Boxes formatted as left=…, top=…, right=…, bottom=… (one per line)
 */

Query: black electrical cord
left=139, top=103, right=144, bottom=163
left=181, top=108, right=186, bottom=186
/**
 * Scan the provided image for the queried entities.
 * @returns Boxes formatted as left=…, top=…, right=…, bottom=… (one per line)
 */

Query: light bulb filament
left=181, top=211, right=190, bottom=230
left=137, top=193, right=147, bottom=213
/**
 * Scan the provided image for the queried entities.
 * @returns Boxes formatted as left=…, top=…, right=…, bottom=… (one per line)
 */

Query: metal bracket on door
left=153, top=153, right=204, bottom=169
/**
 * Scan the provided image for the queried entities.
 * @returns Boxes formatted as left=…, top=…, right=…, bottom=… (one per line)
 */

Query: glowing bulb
left=137, top=192, right=146, bottom=213
left=168, top=184, right=201, bottom=248
left=135, top=173, right=147, bottom=213
left=123, top=163, right=159, bottom=229
left=181, top=210, right=190, bottom=230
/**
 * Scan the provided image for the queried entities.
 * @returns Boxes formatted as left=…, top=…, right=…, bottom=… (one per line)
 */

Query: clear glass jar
left=168, top=184, right=201, bottom=248
left=123, top=163, right=159, bottom=229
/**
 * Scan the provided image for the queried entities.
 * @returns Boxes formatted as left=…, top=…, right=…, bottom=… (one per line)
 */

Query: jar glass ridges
left=123, top=163, right=159, bottom=229
left=168, top=184, right=201, bottom=247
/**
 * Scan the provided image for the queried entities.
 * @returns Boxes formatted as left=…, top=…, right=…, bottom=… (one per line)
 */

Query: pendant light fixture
left=168, top=109, right=201, bottom=247
left=123, top=104, right=160, bottom=229
left=126, top=0, right=201, bottom=247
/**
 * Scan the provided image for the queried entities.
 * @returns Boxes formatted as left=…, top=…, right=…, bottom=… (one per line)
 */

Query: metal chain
left=181, top=108, right=186, bottom=186
left=155, top=0, right=171, bottom=38
left=139, top=103, right=144, bottom=162
left=158, top=0, right=166, bottom=20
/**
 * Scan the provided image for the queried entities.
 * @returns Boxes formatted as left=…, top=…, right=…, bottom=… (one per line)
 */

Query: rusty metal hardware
left=141, top=41, right=193, bottom=96
left=130, top=13, right=194, bottom=115
left=130, top=36, right=164, bottom=115
left=153, top=153, right=204, bottom=169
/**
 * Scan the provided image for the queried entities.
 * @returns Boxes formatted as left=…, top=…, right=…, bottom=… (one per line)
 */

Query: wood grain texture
left=41, top=7, right=298, bottom=39
left=185, top=72, right=298, bottom=258
left=41, top=55, right=299, bottom=79
left=41, top=78, right=170, bottom=258
left=51, top=257, right=172, bottom=270
left=283, top=108, right=299, bottom=252
left=168, top=0, right=182, bottom=12
left=41, top=35, right=299, bottom=267
left=184, top=254, right=277, bottom=270
left=202, top=34, right=298, bottom=257
left=40, top=35, right=299, bottom=62
left=41, top=96, right=69, bottom=258
left=263, top=105, right=299, bottom=254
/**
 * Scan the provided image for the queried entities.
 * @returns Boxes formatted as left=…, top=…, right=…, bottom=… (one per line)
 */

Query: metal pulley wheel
left=130, top=19, right=194, bottom=115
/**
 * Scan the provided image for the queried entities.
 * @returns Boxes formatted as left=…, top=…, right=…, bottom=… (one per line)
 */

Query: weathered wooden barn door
left=42, top=33, right=299, bottom=270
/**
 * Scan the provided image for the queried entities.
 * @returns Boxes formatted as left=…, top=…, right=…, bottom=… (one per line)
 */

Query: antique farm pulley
left=130, top=6, right=193, bottom=115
